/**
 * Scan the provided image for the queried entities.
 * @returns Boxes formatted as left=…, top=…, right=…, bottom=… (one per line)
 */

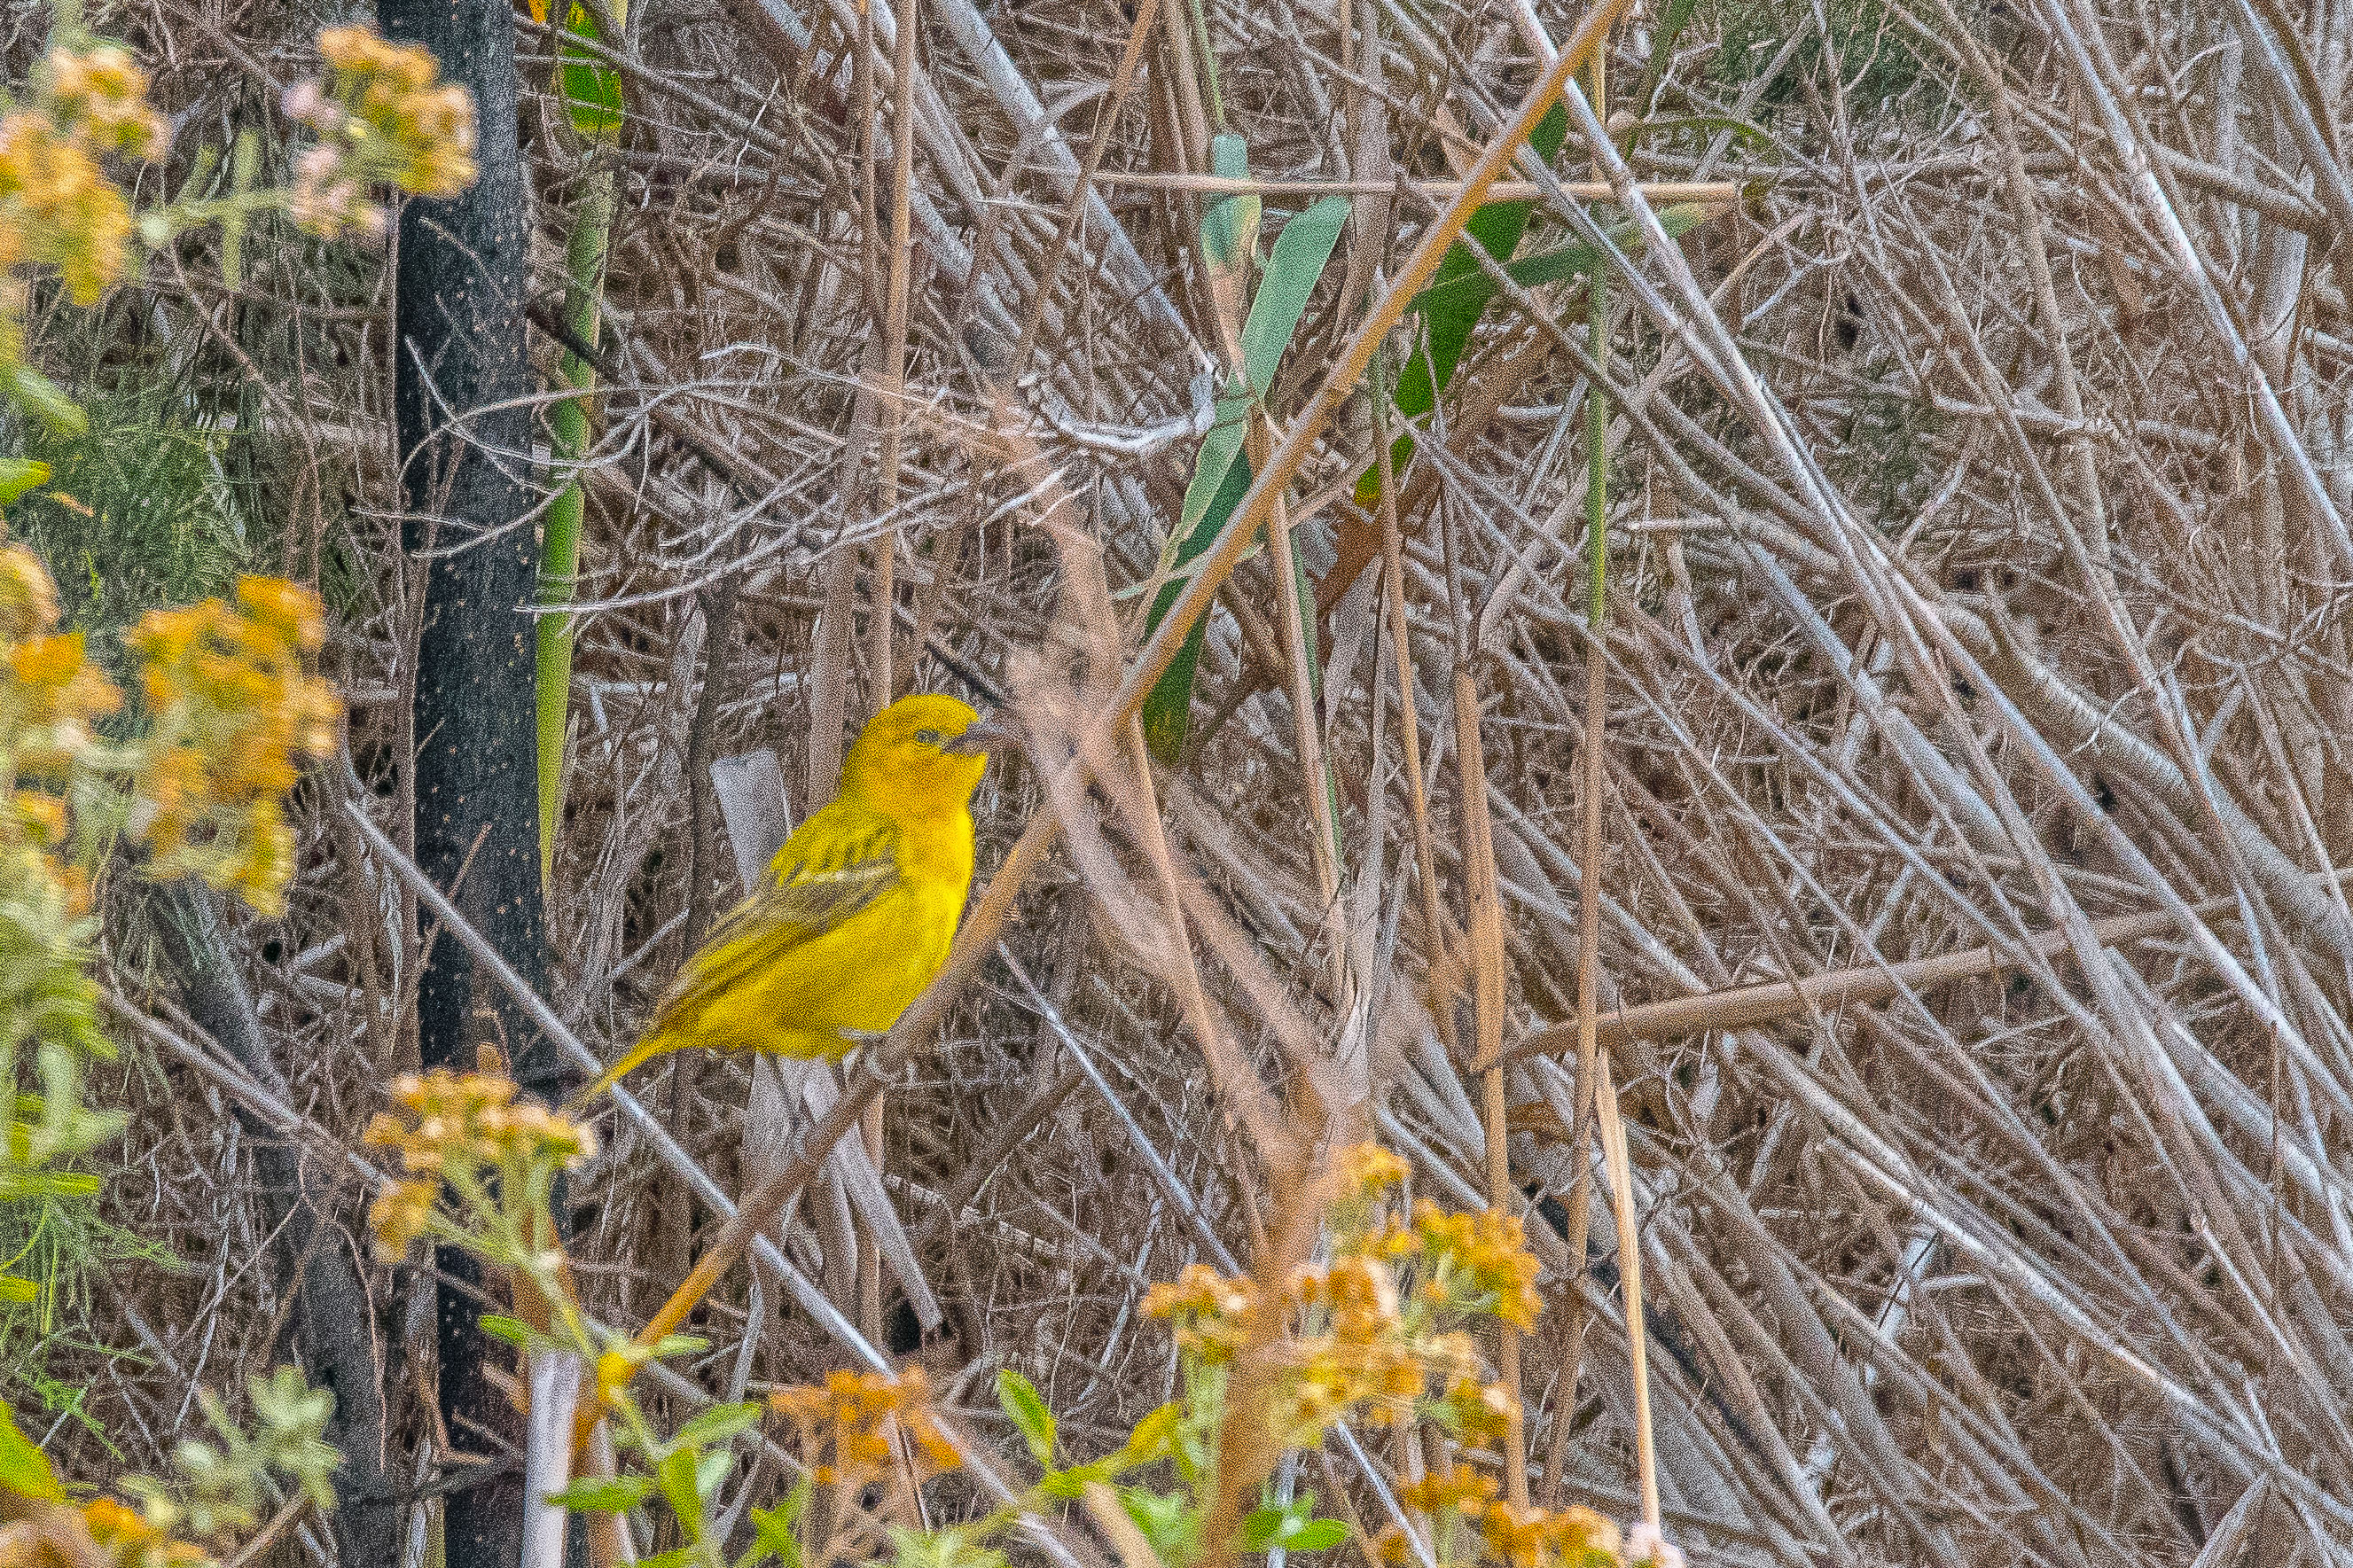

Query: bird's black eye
left=914, top=727, right=942, bottom=745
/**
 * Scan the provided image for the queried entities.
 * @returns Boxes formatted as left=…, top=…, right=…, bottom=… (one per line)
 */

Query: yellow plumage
left=580, top=692, right=993, bottom=1101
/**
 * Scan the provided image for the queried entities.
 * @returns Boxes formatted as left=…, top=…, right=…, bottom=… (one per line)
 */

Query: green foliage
left=1140, top=191, right=1350, bottom=761
left=0, top=1392, right=63, bottom=1501
left=1710, top=0, right=1933, bottom=113
left=1358, top=102, right=1570, bottom=513
left=996, top=1367, right=1057, bottom=1468
left=0, top=1182, right=171, bottom=1433
left=11, top=382, right=249, bottom=651
left=1239, top=1493, right=1348, bottom=1554
left=1408, top=205, right=1713, bottom=320
left=552, top=0, right=626, bottom=139
left=124, top=1368, right=343, bottom=1538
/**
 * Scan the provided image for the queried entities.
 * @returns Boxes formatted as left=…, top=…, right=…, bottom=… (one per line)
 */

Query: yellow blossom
left=43, top=46, right=169, bottom=159
left=124, top=579, right=341, bottom=911
left=770, top=1368, right=960, bottom=1486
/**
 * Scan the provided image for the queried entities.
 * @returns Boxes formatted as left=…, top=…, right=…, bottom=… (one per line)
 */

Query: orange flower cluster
left=1407, top=1201, right=1545, bottom=1330
left=362, top=1070, right=595, bottom=1259
left=0, top=544, right=116, bottom=918
left=75, top=1495, right=207, bottom=1568
left=1378, top=1467, right=1623, bottom=1568
left=282, top=25, right=477, bottom=237
left=1143, top=1145, right=1546, bottom=1448
left=768, top=1369, right=960, bottom=1487
left=1144, top=1263, right=1260, bottom=1365
left=125, top=577, right=341, bottom=914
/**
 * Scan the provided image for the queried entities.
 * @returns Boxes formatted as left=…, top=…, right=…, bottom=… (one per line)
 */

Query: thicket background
left=7, top=0, right=2349, bottom=1563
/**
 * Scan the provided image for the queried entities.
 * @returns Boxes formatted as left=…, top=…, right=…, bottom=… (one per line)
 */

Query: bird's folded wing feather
left=651, top=819, right=903, bottom=1031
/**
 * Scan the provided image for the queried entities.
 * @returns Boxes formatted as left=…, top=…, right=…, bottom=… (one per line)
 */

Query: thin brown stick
left=1455, top=666, right=1528, bottom=1506
left=1511, top=900, right=2201, bottom=1063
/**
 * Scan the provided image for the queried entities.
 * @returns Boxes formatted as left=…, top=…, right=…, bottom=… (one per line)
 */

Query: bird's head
left=843, top=692, right=999, bottom=815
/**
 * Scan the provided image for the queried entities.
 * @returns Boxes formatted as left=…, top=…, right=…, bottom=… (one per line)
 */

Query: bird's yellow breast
left=707, top=801, right=973, bottom=1053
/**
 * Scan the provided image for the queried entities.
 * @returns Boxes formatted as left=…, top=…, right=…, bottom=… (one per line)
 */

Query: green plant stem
left=536, top=154, right=615, bottom=884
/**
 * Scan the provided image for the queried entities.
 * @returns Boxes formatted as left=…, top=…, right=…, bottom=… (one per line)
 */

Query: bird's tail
left=574, top=1029, right=676, bottom=1107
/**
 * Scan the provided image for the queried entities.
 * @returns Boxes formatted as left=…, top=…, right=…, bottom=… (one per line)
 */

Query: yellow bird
left=581, top=692, right=997, bottom=1100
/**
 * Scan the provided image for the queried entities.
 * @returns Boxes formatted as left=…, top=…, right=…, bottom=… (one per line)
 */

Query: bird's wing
left=647, top=813, right=904, bottom=1034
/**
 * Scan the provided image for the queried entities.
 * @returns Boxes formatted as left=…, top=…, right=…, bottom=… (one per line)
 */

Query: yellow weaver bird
left=581, top=692, right=997, bottom=1101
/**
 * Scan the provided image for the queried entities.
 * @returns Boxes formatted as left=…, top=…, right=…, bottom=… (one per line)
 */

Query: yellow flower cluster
left=0, top=114, right=130, bottom=313
left=1406, top=1201, right=1545, bottom=1331
left=1144, top=1263, right=1260, bottom=1365
left=76, top=1494, right=208, bottom=1568
left=768, top=1369, right=960, bottom=1487
left=1142, top=1145, right=1545, bottom=1448
left=1377, top=1467, right=1623, bottom=1568
left=281, top=25, right=477, bottom=237
left=0, top=41, right=168, bottom=365
left=42, top=46, right=170, bottom=160
left=124, top=577, right=341, bottom=914
left=362, top=1070, right=596, bottom=1259
left=0, top=545, right=115, bottom=919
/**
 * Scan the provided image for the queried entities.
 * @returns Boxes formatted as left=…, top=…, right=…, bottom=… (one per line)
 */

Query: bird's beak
left=945, top=716, right=1012, bottom=755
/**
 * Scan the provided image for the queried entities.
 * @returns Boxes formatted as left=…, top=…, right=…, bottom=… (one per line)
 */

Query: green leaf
left=551, top=1475, right=653, bottom=1513
left=4, top=366, right=87, bottom=439
left=1120, top=1486, right=1200, bottom=1566
left=694, top=1445, right=735, bottom=1503
left=743, top=1487, right=808, bottom=1568
left=673, top=1401, right=762, bottom=1452
left=655, top=1447, right=707, bottom=1542
left=1288, top=1520, right=1350, bottom=1551
left=556, top=2, right=625, bottom=139
left=1240, top=197, right=1349, bottom=398
left=1201, top=134, right=1259, bottom=271
left=639, top=1550, right=700, bottom=1568
left=648, top=1334, right=710, bottom=1361
left=996, top=1368, right=1057, bottom=1468
left=1142, top=197, right=1351, bottom=764
left=0, top=459, right=50, bottom=505
left=1409, top=204, right=1710, bottom=316
left=480, top=1315, right=534, bottom=1348
left=1176, top=392, right=1253, bottom=540
left=1356, top=104, right=1568, bottom=507
left=889, top=1524, right=1011, bottom=1568
left=1239, top=1492, right=1328, bottom=1552
left=1139, top=450, right=1251, bottom=762
left=0, top=1275, right=35, bottom=1304
left=1239, top=1506, right=1291, bottom=1551
left=1118, top=1402, right=1181, bottom=1466
left=0, top=1396, right=64, bottom=1502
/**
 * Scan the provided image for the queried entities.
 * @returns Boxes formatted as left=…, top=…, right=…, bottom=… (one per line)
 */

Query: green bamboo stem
left=536, top=155, right=615, bottom=884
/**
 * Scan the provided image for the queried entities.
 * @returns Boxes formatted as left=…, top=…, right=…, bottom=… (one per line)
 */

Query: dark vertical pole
left=377, top=0, right=562, bottom=1561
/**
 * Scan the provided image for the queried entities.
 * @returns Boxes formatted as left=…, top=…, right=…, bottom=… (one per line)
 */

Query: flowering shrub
left=0, top=43, right=164, bottom=351
left=0, top=550, right=344, bottom=1561
left=345, top=1092, right=1674, bottom=1568
left=769, top=1369, right=961, bottom=1489
left=127, top=579, right=340, bottom=913
left=282, top=26, right=478, bottom=238
left=1123, top=1143, right=1614, bottom=1568
left=0, top=549, right=339, bottom=1245
left=364, top=1067, right=596, bottom=1267
left=0, top=22, right=465, bottom=1568
left=0, top=1365, right=341, bottom=1568
left=0, top=20, right=477, bottom=429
